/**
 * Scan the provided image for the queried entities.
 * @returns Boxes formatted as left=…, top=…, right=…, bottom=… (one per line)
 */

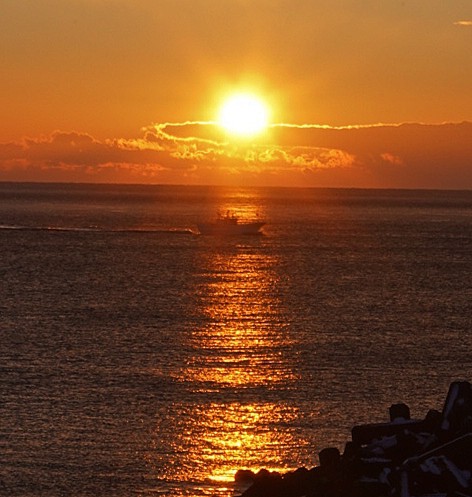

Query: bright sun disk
left=218, top=94, right=269, bottom=137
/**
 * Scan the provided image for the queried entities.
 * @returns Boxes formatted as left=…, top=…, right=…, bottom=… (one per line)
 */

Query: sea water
left=1, top=183, right=472, bottom=496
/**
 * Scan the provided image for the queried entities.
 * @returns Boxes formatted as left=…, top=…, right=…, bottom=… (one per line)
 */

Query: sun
left=218, top=93, right=269, bottom=137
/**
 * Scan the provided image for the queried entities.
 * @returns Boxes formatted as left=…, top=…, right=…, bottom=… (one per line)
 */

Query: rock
left=439, top=381, right=472, bottom=437
left=236, top=381, right=472, bottom=497
left=319, top=447, right=341, bottom=472
left=240, top=469, right=283, bottom=497
left=389, top=402, right=410, bottom=421
left=235, top=469, right=256, bottom=484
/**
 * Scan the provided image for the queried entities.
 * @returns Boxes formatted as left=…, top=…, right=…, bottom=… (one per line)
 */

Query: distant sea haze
left=1, top=183, right=472, bottom=496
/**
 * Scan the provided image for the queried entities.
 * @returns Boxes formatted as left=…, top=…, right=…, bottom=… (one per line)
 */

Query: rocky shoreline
left=235, top=381, right=472, bottom=497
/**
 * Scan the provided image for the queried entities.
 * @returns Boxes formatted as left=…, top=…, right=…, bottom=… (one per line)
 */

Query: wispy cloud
left=454, top=20, right=472, bottom=26
left=1, top=121, right=472, bottom=188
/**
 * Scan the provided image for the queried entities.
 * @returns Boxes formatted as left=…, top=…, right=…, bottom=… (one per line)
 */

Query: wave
left=0, top=224, right=196, bottom=235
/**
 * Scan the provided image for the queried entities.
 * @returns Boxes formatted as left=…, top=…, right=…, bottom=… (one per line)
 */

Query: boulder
left=237, top=381, right=472, bottom=497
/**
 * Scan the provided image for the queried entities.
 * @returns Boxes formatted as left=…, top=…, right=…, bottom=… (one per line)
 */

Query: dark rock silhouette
left=236, top=381, right=472, bottom=497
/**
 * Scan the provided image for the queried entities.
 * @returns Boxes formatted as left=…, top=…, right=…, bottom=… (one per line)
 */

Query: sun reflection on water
left=150, top=400, right=307, bottom=493
left=184, top=249, right=294, bottom=390
left=153, top=233, right=304, bottom=495
left=179, top=242, right=300, bottom=488
left=148, top=197, right=306, bottom=494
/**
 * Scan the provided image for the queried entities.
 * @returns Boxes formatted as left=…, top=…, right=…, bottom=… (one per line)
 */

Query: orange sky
left=1, top=0, right=471, bottom=188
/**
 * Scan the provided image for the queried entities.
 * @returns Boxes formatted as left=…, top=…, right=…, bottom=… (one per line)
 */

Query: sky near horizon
left=1, top=0, right=471, bottom=188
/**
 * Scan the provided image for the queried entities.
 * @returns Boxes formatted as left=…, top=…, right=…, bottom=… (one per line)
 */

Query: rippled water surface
left=1, top=183, right=472, bottom=496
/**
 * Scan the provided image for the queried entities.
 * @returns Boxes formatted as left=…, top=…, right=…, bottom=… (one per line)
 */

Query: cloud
left=1, top=121, right=472, bottom=188
left=454, top=20, right=472, bottom=26
left=0, top=130, right=195, bottom=181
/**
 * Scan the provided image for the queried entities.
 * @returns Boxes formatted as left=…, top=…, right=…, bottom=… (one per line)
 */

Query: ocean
left=1, top=182, right=472, bottom=496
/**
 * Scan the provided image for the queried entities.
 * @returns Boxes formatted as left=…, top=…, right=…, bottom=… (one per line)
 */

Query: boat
left=197, top=211, right=265, bottom=235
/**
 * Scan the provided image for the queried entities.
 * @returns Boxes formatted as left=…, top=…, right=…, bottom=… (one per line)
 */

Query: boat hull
left=197, top=221, right=265, bottom=235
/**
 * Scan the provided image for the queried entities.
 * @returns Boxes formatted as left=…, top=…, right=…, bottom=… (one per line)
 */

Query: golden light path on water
left=184, top=246, right=297, bottom=485
left=148, top=197, right=311, bottom=495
